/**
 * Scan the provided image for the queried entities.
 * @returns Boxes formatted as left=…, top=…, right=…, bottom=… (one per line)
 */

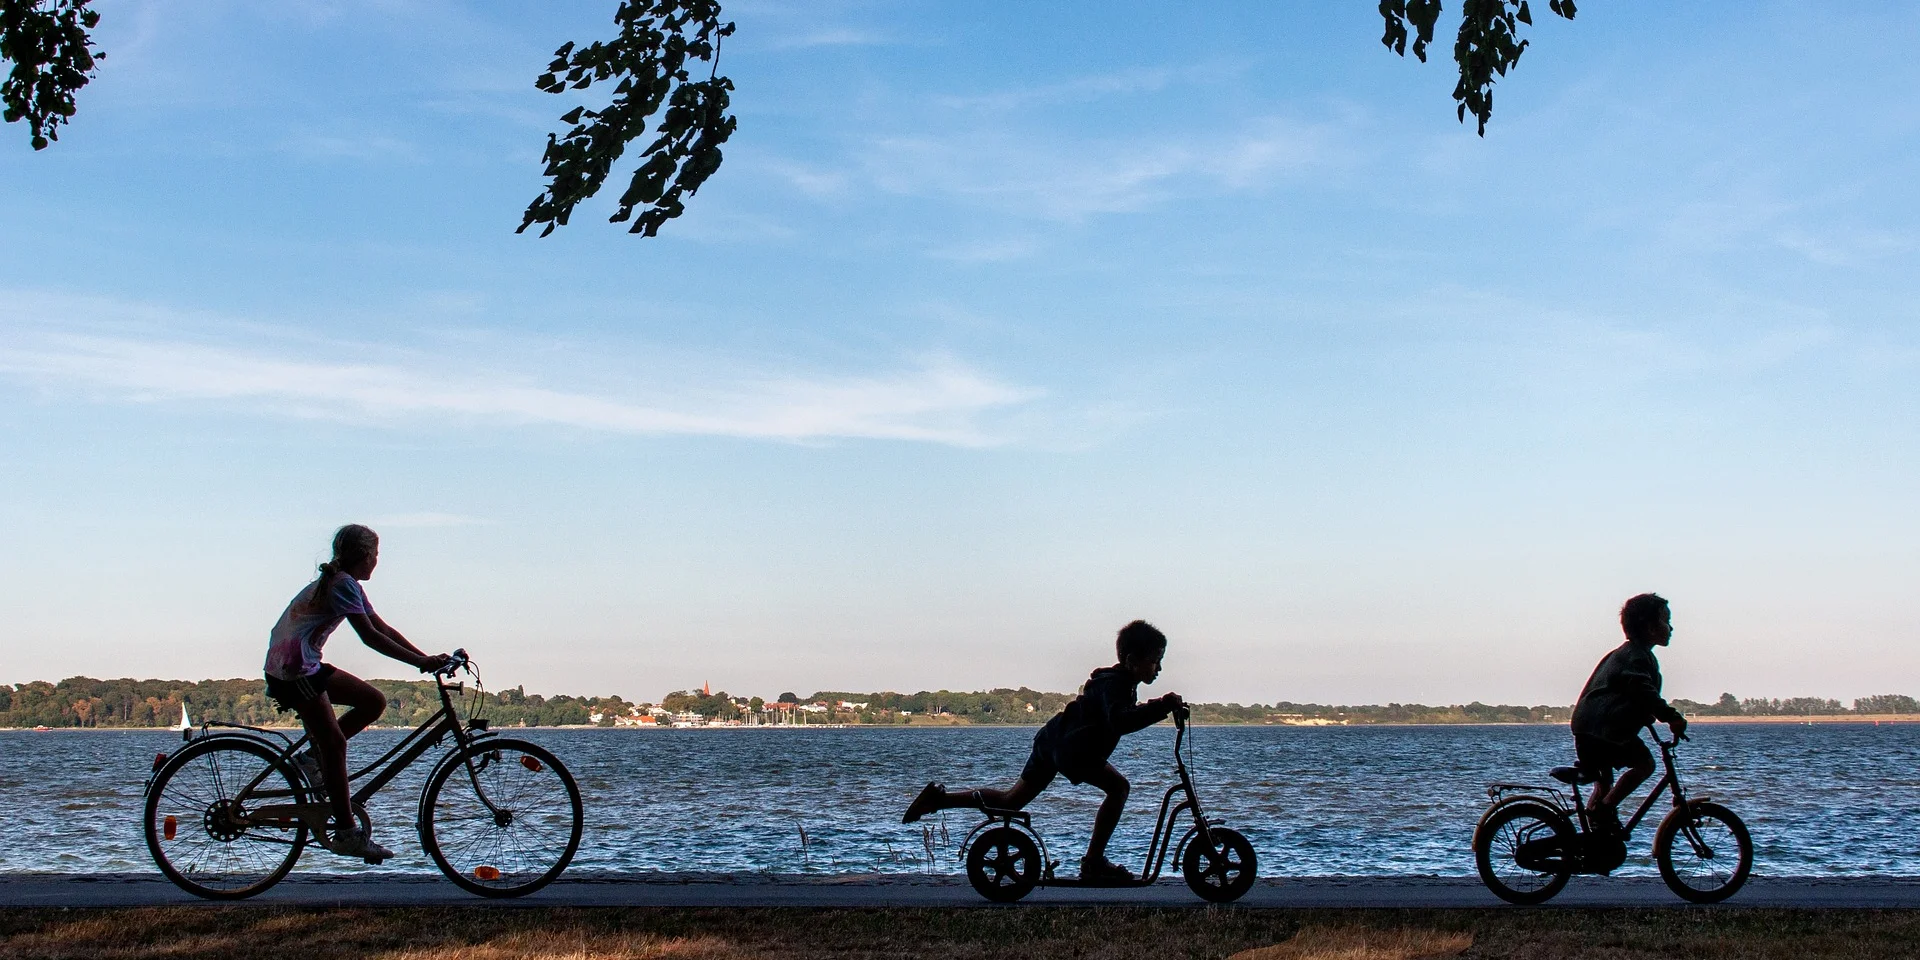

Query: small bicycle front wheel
left=1181, top=826, right=1258, bottom=903
left=421, top=738, right=583, bottom=898
left=965, top=826, right=1040, bottom=903
left=144, top=736, right=310, bottom=899
left=1474, top=802, right=1574, bottom=905
left=1654, top=801, right=1752, bottom=903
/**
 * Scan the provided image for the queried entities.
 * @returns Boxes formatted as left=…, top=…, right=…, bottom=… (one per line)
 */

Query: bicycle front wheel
left=1654, top=801, right=1752, bottom=903
left=421, top=738, right=582, bottom=897
left=144, top=736, right=309, bottom=899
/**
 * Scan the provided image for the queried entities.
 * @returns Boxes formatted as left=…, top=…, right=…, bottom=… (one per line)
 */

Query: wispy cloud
left=0, top=313, right=1040, bottom=448
left=858, top=117, right=1337, bottom=221
left=371, top=512, right=491, bottom=529
left=763, top=27, right=892, bottom=50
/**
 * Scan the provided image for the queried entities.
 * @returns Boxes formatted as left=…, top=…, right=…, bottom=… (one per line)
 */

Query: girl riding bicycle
left=264, top=524, right=450, bottom=861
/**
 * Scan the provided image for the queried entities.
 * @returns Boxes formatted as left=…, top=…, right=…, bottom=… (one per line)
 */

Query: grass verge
left=2, top=906, right=1917, bottom=960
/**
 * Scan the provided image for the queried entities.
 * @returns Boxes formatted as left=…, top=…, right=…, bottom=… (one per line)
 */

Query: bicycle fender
left=1473, top=799, right=1572, bottom=853
left=413, top=733, right=520, bottom=827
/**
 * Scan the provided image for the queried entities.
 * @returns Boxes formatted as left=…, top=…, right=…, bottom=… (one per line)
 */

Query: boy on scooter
left=1570, top=592, right=1689, bottom=833
left=901, top=619, right=1184, bottom=884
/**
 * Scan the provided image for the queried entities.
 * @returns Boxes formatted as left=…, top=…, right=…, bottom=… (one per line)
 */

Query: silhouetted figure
left=264, top=524, right=451, bottom=862
left=1570, top=592, right=1689, bottom=833
left=901, top=620, right=1184, bottom=884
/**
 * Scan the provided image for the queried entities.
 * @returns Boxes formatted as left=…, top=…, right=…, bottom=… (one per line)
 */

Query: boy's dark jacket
left=1038, top=665, right=1174, bottom=772
left=1571, top=640, right=1684, bottom=744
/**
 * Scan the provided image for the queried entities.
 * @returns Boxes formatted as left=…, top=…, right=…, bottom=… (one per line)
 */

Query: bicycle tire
left=1654, top=801, right=1752, bottom=903
left=1474, top=801, right=1574, bottom=905
left=144, top=736, right=309, bottom=899
left=420, top=738, right=582, bottom=898
left=965, top=825, right=1040, bottom=903
left=1181, top=826, right=1258, bottom=903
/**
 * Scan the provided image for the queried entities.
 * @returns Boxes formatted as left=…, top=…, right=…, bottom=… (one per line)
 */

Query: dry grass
left=1, top=907, right=1917, bottom=960
left=1229, top=926, right=1472, bottom=960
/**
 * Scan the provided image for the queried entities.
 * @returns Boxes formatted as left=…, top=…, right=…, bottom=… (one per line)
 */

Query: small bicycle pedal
left=364, top=855, right=386, bottom=865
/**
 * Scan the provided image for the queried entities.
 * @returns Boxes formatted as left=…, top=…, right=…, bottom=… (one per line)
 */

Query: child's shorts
left=265, top=663, right=337, bottom=712
left=1574, top=732, right=1652, bottom=774
left=1020, top=733, right=1101, bottom=789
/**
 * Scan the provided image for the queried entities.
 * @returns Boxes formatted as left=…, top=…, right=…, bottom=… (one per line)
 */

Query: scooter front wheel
left=1181, top=826, right=1257, bottom=903
left=966, top=826, right=1040, bottom=903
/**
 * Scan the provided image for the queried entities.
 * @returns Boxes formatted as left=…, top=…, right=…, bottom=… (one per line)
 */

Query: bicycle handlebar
left=434, top=648, right=471, bottom=679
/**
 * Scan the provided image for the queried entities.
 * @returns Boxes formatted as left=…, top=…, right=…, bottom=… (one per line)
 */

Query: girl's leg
left=293, top=693, right=355, bottom=830
left=322, top=669, right=388, bottom=740
left=904, top=777, right=1040, bottom=823
left=1080, top=763, right=1131, bottom=863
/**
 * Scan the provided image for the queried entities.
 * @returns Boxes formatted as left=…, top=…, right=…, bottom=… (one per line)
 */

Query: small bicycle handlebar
left=434, top=648, right=471, bottom=678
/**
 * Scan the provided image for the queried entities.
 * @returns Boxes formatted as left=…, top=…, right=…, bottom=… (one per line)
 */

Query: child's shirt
left=1570, top=640, right=1683, bottom=744
left=1037, top=665, right=1174, bottom=773
left=264, top=574, right=372, bottom=680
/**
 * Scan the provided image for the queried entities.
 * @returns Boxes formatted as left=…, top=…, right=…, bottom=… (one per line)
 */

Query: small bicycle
left=142, top=650, right=583, bottom=900
left=1472, top=725, right=1752, bottom=904
left=961, top=707, right=1258, bottom=903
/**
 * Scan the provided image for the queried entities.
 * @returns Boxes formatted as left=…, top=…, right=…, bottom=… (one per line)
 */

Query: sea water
left=2, top=722, right=1916, bottom=877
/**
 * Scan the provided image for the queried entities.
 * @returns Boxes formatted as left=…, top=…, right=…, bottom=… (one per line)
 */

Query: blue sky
left=2, top=1, right=1916, bottom=705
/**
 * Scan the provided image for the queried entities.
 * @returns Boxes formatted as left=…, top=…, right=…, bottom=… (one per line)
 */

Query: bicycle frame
left=176, top=661, right=503, bottom=836
left=1485, top=726, right=1699, bottom=842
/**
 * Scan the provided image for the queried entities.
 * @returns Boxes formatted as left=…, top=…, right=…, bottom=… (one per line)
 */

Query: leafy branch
left=518, top=0, right=737, bottom=238
left=0, top=0, right=102, bottom=150
left=1381, top=0, right=1577, bottom=135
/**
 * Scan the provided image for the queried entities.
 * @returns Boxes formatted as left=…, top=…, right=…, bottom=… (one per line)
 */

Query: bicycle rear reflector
left=474, top=866, right=501, bottom=881
left=152, top=752, right=168, bottom=772
left=521, top=756, right=543, bottom=772
left=163, top=815, right=177, bottom=841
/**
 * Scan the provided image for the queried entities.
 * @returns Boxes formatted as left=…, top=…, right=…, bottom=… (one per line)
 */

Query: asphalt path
left=6, top=874, right=1920, bottom=909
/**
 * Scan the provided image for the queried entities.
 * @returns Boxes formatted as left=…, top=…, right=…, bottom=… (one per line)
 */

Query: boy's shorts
left=1019, top=733, right=1101, bottom=790
left=265, top=663, right=337, bottom=712
left=1574, top=732, right=1652, bottom=775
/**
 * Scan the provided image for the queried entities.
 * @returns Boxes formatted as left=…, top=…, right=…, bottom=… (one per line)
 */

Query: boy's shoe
left=902, top=782, right=945, bottom=823
left=1078, top=855, right=1134, bottom=886
left=328, top=826, right=394, bottom=864
left=1591, top=805, right=1624, bottom=837
left=291, top=750, right=326, bottom=797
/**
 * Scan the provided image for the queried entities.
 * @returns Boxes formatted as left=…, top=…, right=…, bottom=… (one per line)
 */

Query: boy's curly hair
left=1116, top=619, right=1168, bottom=661
left=1619, top=593, right=1669, bottom=643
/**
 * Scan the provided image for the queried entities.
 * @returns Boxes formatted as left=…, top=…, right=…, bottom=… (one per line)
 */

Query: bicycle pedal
left=364, top=855, right=387, bottom=865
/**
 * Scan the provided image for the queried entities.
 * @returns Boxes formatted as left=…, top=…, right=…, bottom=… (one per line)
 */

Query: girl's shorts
left=265, top=663, right=337, bottom=712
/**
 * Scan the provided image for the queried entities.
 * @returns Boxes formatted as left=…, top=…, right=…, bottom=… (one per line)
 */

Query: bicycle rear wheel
left=1474, top=802, right=1574, bottom=905
left=144, top=736, right=310, bottom=899
left=421, top=738, right=582, bottom=897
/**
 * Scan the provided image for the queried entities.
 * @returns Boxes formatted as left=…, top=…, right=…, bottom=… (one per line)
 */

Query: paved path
left=6, top=874, right=1920, bottom=909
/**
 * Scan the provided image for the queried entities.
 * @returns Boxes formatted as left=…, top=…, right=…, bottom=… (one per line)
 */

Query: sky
left=1, top=1, right=1917, bottom=707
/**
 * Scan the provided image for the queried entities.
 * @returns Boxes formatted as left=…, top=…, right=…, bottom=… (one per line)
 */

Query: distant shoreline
left=9, top=715, right=1920, bottom=733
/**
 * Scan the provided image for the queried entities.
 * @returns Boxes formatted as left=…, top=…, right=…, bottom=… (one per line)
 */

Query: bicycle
left=1472, top=725, right=1752, bottom=904
left=961, top=706, right=1258, bottom=903
left=142, top=650, right=583, bottom=900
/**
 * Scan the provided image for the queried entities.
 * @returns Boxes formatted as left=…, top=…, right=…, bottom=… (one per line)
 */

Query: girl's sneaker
left=329, top=826, right=395, bottom=864
left=1079, top=855, right=1134, bottom=885
left=291, top=750, right=326, bottom=796
left=902, top=782, right=945, bottom=823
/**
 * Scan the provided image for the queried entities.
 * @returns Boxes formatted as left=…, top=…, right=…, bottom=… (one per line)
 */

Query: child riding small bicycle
left=901, top=619, right=1183, bottom=883
left=1570, top=592, right=1688, bottom=834
left=263, top=524, right=451, bottom=861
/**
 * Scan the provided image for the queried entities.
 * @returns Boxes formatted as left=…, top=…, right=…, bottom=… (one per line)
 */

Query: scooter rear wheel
left=966, top=826, right=1040, bottom=903
left=1182, top=826, right=1257, bottom=903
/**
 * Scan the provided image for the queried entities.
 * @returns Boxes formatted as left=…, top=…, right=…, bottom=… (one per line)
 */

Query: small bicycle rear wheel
left=421, top=738, right=583, bottom=898
left=1181, top=826, right=1258, bottom=902
left=144, top=736, right=309, bottom=899
left=1654, top=801, right=1752, bottom=903
left=965, top=826, right=1040, bottom=903
left=1474, top=802, right=1574, bottom=905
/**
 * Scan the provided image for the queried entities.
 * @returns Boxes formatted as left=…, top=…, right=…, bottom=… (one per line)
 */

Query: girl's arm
left=367, top=611, right=430, bottom=659
left=346, top=612, right=439, bottom=671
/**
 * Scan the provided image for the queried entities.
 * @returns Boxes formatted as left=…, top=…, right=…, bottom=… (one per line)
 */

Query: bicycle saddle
left=1549, top=765, right=1602, bottom=785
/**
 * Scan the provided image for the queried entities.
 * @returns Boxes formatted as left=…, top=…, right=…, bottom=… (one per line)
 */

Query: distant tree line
left=9, top=677, right=1920, bottom=729
left=0, top=677, right=633, bottom=729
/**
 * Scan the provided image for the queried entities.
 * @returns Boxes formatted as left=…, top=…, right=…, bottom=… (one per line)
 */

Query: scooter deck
left=1037, top=878, right=1153, bottom=889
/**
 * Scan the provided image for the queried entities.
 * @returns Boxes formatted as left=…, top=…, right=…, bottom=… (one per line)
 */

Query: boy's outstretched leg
left=1079, top=763, right=1132, bottom=883
left=903, top=777, right=1040, bottom=823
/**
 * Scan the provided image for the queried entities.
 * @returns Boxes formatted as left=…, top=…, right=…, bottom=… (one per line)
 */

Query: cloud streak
left=0, top=329, right=1039, bottom=447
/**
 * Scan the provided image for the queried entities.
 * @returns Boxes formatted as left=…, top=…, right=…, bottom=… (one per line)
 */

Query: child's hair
left=1619, top=593, right=1669, bottom=642
left=314, top=524, right=379, bottom=611
left=1116, top=619, right=1168, bottom=661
